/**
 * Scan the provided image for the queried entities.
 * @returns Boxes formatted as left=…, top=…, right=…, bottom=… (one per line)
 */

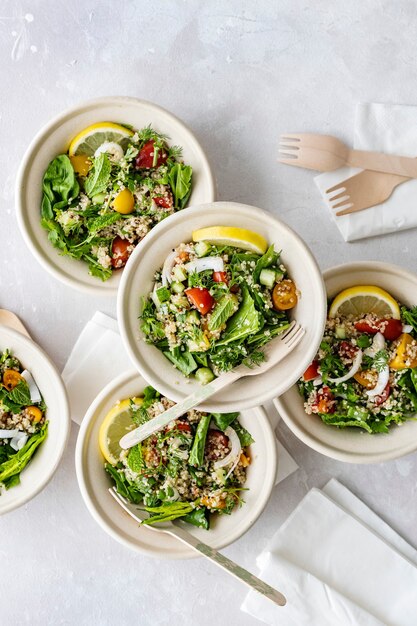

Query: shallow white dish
left=275, top=261, right=417, bottom=464
left=16, top=96, right=216, bottom=296
left=117, top=201, right=326, bottom=411
left=0, top=326, right=70, bottom=514
left=75, top=370, right=277, bottom=559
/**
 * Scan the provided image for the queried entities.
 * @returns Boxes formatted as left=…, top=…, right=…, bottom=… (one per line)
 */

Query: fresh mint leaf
left=84, top=153, right=111, bottom=197
left=88, top=212, right=121, bottom=233
left=8, top=380, right=31, bottom=407
left=208, top=294, right=238, bottom=331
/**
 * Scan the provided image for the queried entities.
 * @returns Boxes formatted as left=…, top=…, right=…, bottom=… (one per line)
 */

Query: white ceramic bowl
left=75, top=370, right=277, bottom=558
left=16, top=96, right=216, bottom=296
left=0, top=327, right=70, bottom=514
left=117, top=201, right=327, bottom=411
left=275, top=261, right=417, bottom=464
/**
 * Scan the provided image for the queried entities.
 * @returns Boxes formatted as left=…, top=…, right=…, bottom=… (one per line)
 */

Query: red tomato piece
left=212, top=271, right=228, bottom=284
left=311, top=386, right=336, bottom=414
left=338, top=341, right=358, bottom=359
left=135, top=140, right=168, bottom=169
left=111, top=237, right=132, bottom=269
left=185, top=287, right=214, bottom=315
left=175, top=421, right=192, bottom=433
left=354, top=318, right=403, bottom=341
left=374, top=383, right=390, bottom=406
left=303, top=360, right=320, bottom=381
left=153, top=195, right=172, bottom=209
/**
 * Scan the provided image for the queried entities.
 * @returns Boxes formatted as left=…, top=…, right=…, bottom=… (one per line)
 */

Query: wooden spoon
left=0, top=309, right=31, bottom=338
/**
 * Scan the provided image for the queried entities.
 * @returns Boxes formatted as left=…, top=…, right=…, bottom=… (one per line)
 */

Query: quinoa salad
left=140, top=233, right=298, bottom=384
left=298, top=299, right=417, bottom=434
left=0, top=349, right=47, bottom=489
left=41, top=124, right=193, bottom=281
left=105, top=386, right=253, bottom=529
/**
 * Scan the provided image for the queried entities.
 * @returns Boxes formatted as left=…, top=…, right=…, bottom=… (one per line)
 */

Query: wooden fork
left=325, top=169, right=410, bottom=216
left=278, top=133, right=417, bottom=178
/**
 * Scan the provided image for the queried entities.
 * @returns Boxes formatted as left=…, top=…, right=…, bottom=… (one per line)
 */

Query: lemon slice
left=328, top=285, right=401, bottom=319
left=68, top=122, right=134, bottom=157
left=192, top=226, right=268, bottom=254
left=98, top=396, right=143, bottom=465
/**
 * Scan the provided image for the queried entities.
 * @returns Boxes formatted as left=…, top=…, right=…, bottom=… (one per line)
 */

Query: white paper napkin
left=315, top=102, right=417, bottom=242
left=242, top=479, right=417, bottom=626
left=62, top=312, right=299, bottom=485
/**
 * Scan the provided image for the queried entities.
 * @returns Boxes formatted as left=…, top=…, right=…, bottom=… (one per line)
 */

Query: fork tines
left=325, top=182, right=354, bottom=214
left=278, top=134, right=301, bottom=163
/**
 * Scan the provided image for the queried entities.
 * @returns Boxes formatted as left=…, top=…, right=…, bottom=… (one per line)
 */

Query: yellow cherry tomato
left=112, top=189, right=135, bottom=215
left=70, top=154, right=91, bottom=177
left=26, top=406, right=43, bottom=423
left=3, top=369, right=23, bottom=391
left=390, top=333, right=417, bottom=370
left=272, top=279, right=298, bottom=311
left=353, top=370, right=377, bottom=389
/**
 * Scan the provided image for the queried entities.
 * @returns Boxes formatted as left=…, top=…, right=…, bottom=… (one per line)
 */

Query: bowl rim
left=75, top=369, right=278, bottom=558
left=117, top=200, right=327, bottom=411
left=274, top=260, right=417, bottom=464
left=15, top=95, right=216, bottom=297
left=0, top=326, right=71, bottom=514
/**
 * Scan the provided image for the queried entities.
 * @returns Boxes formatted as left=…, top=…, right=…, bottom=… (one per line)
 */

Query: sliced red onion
left=151, top=284, right=162, bottom=309
left=327, top=349, right=363, bottom=384
left=225, top=453, right=242, bottom=480
left=10, top=432, right=28, bottom=451
left=403, top=324, right=413, bottom=334
left=367, top=365, right=390, bottom=398
left=0, top=429, right=19, bottom=438
left=161, top=249, right=180, bottom=286
left=313, top=376, right=323, bottom=386
left=185, top=257, right=224, bottom=274
left=364, top=332, right=385, bottom=357
left=21, top=370, right=42, bottom=403
left=213, top=426, right=241, bottom=470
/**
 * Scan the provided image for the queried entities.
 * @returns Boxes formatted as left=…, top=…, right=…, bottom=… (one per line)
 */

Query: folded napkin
left=315, top=102, right=417, bottom=242
left=62, top=312, right=298, bottom=485
left=242, top=479, right=417, bottom=625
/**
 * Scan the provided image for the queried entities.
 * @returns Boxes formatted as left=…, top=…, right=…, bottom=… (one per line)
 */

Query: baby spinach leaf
left=233, top=421, right=254, bottom=447
left=163, top=347, right=197, bottom=376
left=0, top=422, right=48, bottom=485
left=183, top=507, right=210, bottom=530
left=216, top=285, right=260, bottom=346
left=211, top=412, right=239, bottom=431
left=84, top=153, right=111, bottom=197
left=41, top=155, right=79, bottom=219
left=167, top=163, right=192, bottom=209
left=189, top=413, right=211, bottom=467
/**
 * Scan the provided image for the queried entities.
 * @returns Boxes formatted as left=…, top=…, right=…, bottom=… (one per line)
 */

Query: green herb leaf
left=84, top=153, right=111, bottom=197
left=232, top=421, right=254, bottom=447
left=253, top=244, right=278, bottom=283
left=208, top=294, right=238, bottom=331
left=167, top=163, right=193, bottom=209
left=88, top=212, right=121, bottom=233
left=211, top=412, right=239, bottom=431
left=373, top=349, right=389, bottom=372
left=216, top=286, right=260, bottom=346
left=41, top=155, right=79, bottom=218
left=0, top=422, right=48, bottom=486
left=189, top=413, right=211, bottom=467
left=163, top=348, right=197, bottom=376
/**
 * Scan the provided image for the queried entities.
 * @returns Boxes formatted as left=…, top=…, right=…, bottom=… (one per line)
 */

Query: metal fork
left=109, top=487, right=286, bottom=606
left=278, top=133, right=417, bottom=177
left=120, top=321, right=305, bottom=449
left=325, top=169, right=410, bottom=216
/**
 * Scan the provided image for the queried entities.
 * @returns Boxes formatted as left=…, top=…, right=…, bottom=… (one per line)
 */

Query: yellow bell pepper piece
left=390, top=333, right=417, bottom=370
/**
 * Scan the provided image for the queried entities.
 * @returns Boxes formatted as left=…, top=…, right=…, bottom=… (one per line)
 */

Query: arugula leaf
left=253, top=245, right=278, bottom=283
left=167, top=163, right=193, bottom=209
left=211, top=412, right=239, bottom=431
left=189, top=413, right=211, bottom=467
left=216, top=286, right=260, bottom=346
left=0, top=422, right=48, bottom=486
left=208, top=294, right=238, bottom=331
left=163, top=348, right=197, bottom=376
left=41, top=155, right=79, bottom=219
left=84, top=153, right=111, bottom=197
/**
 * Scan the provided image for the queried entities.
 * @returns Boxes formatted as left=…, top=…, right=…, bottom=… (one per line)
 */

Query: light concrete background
left=0, top=1, right=416, bottom=624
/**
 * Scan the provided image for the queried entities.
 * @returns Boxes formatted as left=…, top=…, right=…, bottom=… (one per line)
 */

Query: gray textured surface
left=0, top=1, right=417, bottom=625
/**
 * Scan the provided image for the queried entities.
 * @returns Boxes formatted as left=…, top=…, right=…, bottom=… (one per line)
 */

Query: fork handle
left=119, top=369, right=241, bottom=449
left=168, top=524, right=286, bottom=607
left=347, top=149, right=417, bottom=178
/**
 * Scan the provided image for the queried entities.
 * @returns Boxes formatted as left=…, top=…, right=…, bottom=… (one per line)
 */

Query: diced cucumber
left=173, top=265, right=188, bottom=282
left=259, top=269, right=277, bottom=289
left=275, top=271, right=284, bottom=282
left=92, top=192, right=107, bottom=204
left=195, top=367, right=215, bottom=385
left=335, top=325, right=346, bottom=339
left=171, top=281, right=185, bottom=294
left=156, top=286, right=171, bottom=303
left=187, top=310, right=200, bottom=324
left=194, top=241, right=211, bottom=258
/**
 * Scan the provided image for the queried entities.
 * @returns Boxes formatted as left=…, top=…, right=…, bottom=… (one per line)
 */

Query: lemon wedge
left=192, top=226, right=268, bottom=254
left=98, top=396, right=143, bottom=465
left=68, top=122, right=134, bottom=157
left=328, top=285, right=401, bottom=319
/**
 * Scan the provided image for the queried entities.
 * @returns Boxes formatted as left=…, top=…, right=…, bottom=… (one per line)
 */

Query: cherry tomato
left=3, top=369, right=23, bottom=391
left=374, top=383, right=390, bottom=406
left=338, top=341, right=358, bottom=359
left=135, top=140, right=168, bottom=169
left=205, top=430, right=230, bottom=460
left=111, top=237, right=132, bottom=269
left=185, top=287, right=214, bottom=315
left=212, top=271, right=228, bottom=284
left=303, top=360, right=320, bottom=381
left=311, top=386, right=335, bottom=414
left=153, top=194, right=173, bottom=209
left=353, top=370, right=377, bottom=389
left=354, top=318, right=403, bottom=341
left=176, top=421, right=192, bottom=433
left=112, top=189, right=135, bottom=215
left=272, top=279, right=298, bottom=311
left=26, top=406, right=43, bottom=423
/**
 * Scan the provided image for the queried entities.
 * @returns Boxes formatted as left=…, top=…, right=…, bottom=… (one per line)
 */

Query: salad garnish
left=41, top=123, right=193, bottom=281
left=101, top=386, right=253, bottom=529
left=140, top=226, right=299, bottom=383
left=298, top=285, right=417, bottom=433
left=0, top=349, right=47, bottom=489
